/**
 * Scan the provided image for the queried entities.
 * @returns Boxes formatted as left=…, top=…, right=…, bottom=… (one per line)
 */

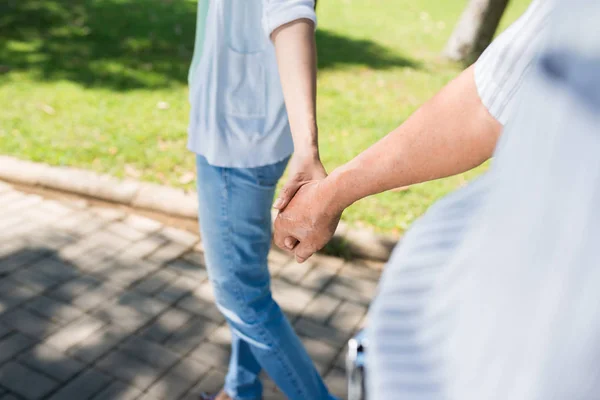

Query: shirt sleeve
left=474, top=0, right=554, bottom=125
left=262, top=0, right=317, bottom=38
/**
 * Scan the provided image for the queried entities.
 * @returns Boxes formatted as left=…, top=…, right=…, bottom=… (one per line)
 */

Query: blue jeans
left=196, top=155, right=336, bottom=400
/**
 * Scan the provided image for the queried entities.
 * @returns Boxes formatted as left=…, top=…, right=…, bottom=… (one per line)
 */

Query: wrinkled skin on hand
left=273, top=180, right=342, bottom=263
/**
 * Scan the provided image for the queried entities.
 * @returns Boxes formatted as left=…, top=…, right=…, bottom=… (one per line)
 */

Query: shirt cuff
left=263, top=1, right=317, bottom=38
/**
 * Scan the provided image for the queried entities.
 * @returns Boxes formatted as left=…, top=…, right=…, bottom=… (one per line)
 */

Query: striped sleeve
left=474, top=0, right=554, bottom=125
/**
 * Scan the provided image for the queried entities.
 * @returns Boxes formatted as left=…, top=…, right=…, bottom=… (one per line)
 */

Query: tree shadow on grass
left=0, top=0, right=419, bottom=91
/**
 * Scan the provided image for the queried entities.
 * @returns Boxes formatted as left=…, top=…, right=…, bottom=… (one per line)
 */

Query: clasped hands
left=273, top=154, right=343, bottom=263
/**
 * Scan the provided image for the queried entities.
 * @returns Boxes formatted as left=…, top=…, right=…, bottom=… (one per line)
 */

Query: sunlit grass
left=0, top=0, right=531, bottom=235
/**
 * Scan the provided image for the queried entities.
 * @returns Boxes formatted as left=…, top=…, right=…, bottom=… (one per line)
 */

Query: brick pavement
left=0, top=181, right=382, bottom=400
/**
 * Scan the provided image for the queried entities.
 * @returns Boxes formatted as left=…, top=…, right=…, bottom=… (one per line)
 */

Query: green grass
left=0, top=0, right=530, bottom=235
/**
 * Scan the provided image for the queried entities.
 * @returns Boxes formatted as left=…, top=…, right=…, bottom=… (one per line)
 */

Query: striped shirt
left=365, top=0, right=579, bottom=399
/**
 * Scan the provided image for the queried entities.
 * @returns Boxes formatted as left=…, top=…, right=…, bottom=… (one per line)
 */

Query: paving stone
left=180, top=251, right=206, bottom=268
left=340, top=261, right=382, bottom=282
left=52, top=211, right=108, bottom=237
left=182, top=369, right=225, bottom=400
left=37, top=200, right=74, bottom=218
left=47, top=275, right=102, bottom=303
left=0, top=323, right=10, bottom=340
left=267, top=250, right=293, bottom=277
left=90, top=380, right=143, bottom=400
left=23, top=295, right=85, bottom=326
left=157, top=227, right=199, bottom=247
left=0, top=180, right=13, bottom=192
left=329, top=301, right=367, bottom=335
left=300, top=257, right=345, bottom=292
left=119, top=336, right=180, bottom=370
left=0, top=239, right=26, bottom=259
left=0, top=361, right=58, bottom=400
left=0, top=279, right=41, bottom=311
left=0, top=332, right=36, bottom=364
left=59, top=230, right=130, bottom=262
left=89, top=206, right=126, bottom=222
left=106, top=222, right=147, bottom=242
left=0, top=191, right=26, bottom=208
left=278, top=258, right=316, bottom=285
left=24, top=257, right=80, bottom=284
left=166, top=258, right=208, bottom=281
left=176, top=294, right=224, bottom=324
left=147, top=241, right=190, bottom=264
left=187, top=341, right=229, bottom=369
left=18, top=343, right=85, bottom=382
left=144, top=357, right=210, bottom=400
left=90, top=304, right=155, bottom=333
left=155, top=275, right=201, bottom=305
left=115, top=235, right=168, bottom=263
left=131, top=268, right=179, bottom=295
left=271, top=279, right=316, bottom=317
left=0, top=308, right=60, bottom=339
left=112, top=291, right=169, bottom=319
left=10, top=266, right=64, bottom=293
left=326, top=275, right=377, bottom=306
left=334, top=348, right=348, bottom=370
left=164, top=317, right=220, bottom=356
left=47, top=367, right=112, bottom=400
left=207, top=324, right=231, bottom=347
left=300, top=336, right=339, bottom=374
left=0, top=248, right=51, bottom=274
left=68, top=325, right=129, bottom=364
left=70, top=282, right=122, bottom=312
left=138, top=307, right=193, bottom=344
left=294, top=318, right=352, bottom=349
left=96, top=350, right=162, bottom=391
left=324, top=367, right=348, bottom=400
left=123, top=214, right=163, bottom=234
left=0, top=194, right=42, bottom=215
left=25, top=229, right=76, bottom=251
left=302, top=293, right=343, bottom=324
left=98, top=259, right=162, bottom=289
left=45, top=314, right=106, bottom=352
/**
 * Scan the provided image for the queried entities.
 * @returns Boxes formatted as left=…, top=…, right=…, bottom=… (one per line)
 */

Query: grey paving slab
left=90, top=380, right=143, bottom=400
left=46, top=367, right=112, bottom=400
left=138, top=307, right=193, bottom=344
left=95, top=350, right=162, bottom=391
left=143, top=357, right=210, bottom=400
left=18, top=343, right=85, bottom=382
left=0, top=185, right=383, bottom=398
left=0, top=332, right=37, bottom=365
left=0, top=361, right=58, bottom=400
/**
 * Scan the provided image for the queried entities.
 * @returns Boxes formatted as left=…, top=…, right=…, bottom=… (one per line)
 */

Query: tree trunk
left=443, top=0, right=510, bottom=64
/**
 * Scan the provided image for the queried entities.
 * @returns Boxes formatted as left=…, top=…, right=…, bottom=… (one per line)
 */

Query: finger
left=294, top=242, right=316, bottom=264
left=284, top=236, right=298, bottom=250
left=273, top=181, right=300, bottom=210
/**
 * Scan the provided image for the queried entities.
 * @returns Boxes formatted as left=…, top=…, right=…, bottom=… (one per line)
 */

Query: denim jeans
left=196, top=155, right=337, bottom=400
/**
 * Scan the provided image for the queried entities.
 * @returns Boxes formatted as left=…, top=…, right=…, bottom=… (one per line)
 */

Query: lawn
left=0, top=0, right=531, bottom=236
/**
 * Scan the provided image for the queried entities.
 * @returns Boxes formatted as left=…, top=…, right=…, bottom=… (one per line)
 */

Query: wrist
left=322, top=164, right=358, bottom=213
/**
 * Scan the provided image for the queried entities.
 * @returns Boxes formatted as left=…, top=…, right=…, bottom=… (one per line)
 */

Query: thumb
left=273, top=180, right=300, bottom=210
left=294, top=241, right=317, bottom=264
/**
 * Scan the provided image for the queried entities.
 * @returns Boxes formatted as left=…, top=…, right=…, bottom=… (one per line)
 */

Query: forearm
left=327, top=65, right=502, bottom=209
left=271, top=18, right=319, bottom=157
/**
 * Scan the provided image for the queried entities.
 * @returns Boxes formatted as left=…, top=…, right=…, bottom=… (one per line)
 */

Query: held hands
left=273, top=155, right=343, bottom=263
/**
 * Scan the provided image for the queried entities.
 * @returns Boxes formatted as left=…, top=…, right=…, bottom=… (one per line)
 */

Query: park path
left=0, top=180, right=381, bottom=400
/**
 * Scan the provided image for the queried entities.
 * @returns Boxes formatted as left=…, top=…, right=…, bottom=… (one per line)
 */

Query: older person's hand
left=273, top=178, right=343, bottom=263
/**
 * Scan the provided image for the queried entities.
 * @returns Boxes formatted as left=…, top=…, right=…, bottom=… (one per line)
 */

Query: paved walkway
left=0, top=181, right=381, bottom=400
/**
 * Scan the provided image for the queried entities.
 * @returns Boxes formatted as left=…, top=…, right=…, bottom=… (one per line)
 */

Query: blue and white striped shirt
left=365, top=0, right=600, bottom=399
